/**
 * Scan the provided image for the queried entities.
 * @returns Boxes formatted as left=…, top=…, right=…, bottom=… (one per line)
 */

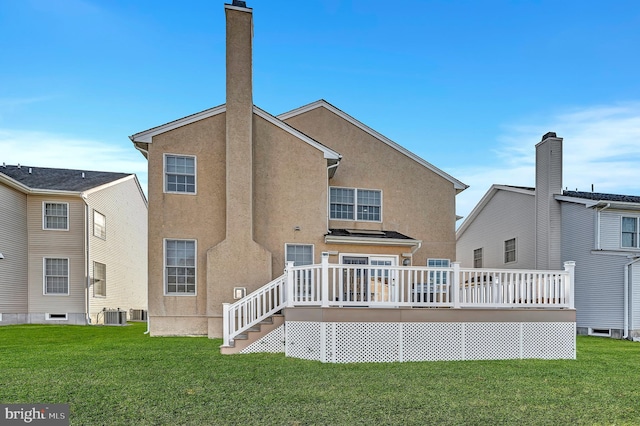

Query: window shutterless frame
left=42, top=202, right=69, bottom=231
left=164, top=153, right=197, bottom=194
left=163, top=238, right=197, bottom=296
left=43, top=257, right=70, bottom=295
left=93, top=210, right=106, bottom=239
left=329, top=186, right=382, bottom=222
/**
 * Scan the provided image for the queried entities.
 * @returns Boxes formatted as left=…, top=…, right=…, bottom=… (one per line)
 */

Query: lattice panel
left=239, top=324, right=285, bottom=354
left=464, top=322, right=521, bottom=360
left=522, top=322, right=576, bottom=359
left=330, top=322, right=400, bottom=363
left=402, top=323, right=464, bottom=361
left=285, top=321, right=321, bottom=361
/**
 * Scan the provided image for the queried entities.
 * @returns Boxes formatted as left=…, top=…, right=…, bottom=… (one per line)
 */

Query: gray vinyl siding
left=632, top=262, right=640, bottom=331
left=0, top=184, right=28, bottom=313
left=87, top=177, right=147, bottom=323
left=561, top=202, right=625, bottom=329
left=27, top=195, right=86, bottom=315
left=456, top=189, right=535, bottom=269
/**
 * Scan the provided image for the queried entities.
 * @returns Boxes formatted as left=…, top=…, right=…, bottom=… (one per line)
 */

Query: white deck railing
left=222, top=254, right=575, bottom=346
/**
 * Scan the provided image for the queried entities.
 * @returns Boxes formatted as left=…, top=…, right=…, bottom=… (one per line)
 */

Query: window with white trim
left=165, top=239, right=196, bottom=294
left=44, top=258, right=69, bottom=295
left=165, top=154, right=196, bottom=193
left=622, top=217, right=639, bottom=248
left=504, top=238, right=516, bottom=263
left=93, top=210, right=106, bottom=239
left=329, top=187, right=381, bottom=221
left=286, top=244, right=314, bottom=266
left=93, top=262, right=106, bottom=297
left=473, top=248, right=483, bottom=268
left=43, top=202, right=68, bottom=230
left=427, top=258, right=450, bottom=286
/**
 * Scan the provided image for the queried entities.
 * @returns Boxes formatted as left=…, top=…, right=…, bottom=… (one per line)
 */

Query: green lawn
left=1, top=323, right=639, bottom=425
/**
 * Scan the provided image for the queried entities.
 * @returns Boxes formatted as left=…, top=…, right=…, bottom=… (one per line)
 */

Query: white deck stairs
left=220, top=313, right=284, bottom=354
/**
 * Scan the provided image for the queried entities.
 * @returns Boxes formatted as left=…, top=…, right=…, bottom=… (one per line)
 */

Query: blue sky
left=1, top=0, right=639, bottom=221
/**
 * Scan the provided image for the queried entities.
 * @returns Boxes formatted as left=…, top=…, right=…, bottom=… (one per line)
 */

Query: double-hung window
left=473, top=248, right=483, bottom=268
left=93, top=211, right=106, bottom=239
left=504, top=238, right=516, bottom=263
left=285, top=244, right=314, bottom=266
left=93, top=262, right=106, bottom=297
left=44, top=258, right=69, bottom=295
left=165, top=154, right=196, bottom=194
left=43, top=202, right=68, bottom=230
left=622, top=217, right=639, bottom=248
left=329, top=187, right=381, bottom=221
left=165, top=239, right=196, bottom=295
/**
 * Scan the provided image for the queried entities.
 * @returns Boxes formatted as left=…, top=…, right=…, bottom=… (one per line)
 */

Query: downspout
left=81, top=193, right=91, bottom=324
left=326, top=161, right=340, bottom=233
left=596, top=203, right=610, bottom=250
left=623, top=256, right=640, bottom=339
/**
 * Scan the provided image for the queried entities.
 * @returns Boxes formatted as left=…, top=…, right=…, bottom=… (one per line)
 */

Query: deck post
left=286, top=261, right=295, bottom=308
left=452, top=262, right=461, bottom=308
left=564, top=261, right=576, bottom=309
left=222, top=303, right=230, bottom=347
left=321, top=252, right=330, bottom=307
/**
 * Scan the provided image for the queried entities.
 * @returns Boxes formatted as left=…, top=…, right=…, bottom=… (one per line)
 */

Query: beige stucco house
left=131, top=1, right=468, bottom=339
left=0, top=165, right=148, bottom=325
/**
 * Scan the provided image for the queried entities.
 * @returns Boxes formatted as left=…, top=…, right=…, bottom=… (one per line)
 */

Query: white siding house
left=0, top=165, right=148, bottom=325
left=457, top=132, right=640, bottom=339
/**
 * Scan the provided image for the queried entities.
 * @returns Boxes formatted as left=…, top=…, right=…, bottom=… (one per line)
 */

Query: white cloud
left=453, top=102, right=640, bottom=223
left=0, top=129, right=148, bottom=193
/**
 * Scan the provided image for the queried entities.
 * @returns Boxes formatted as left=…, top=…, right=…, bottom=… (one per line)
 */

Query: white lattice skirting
left=284, top=321, right=576, bottom=363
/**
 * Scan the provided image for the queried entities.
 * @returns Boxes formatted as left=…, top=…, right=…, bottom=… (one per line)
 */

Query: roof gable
left=129, top=104, right=341, bottom=160
left=278, top=100, right=468, bottom=192
left=456, top=184, right=534, bottom=238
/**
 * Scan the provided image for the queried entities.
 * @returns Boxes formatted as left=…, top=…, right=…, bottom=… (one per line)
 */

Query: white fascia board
left=253, top=105, right=341, bottom=160
left=129, top=105, right=226, bottom=143
left=0, top=173, right=81, bottom=197
left=324, top=235, right=421, bottom=247
left=278, top=100, right=468, bottom=191
left=83, top=174, right=148, bottom=208
left=554, top=195, right=599, bottom=208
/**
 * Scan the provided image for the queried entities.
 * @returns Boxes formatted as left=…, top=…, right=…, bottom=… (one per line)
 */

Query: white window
left=473, top=248, right=483, bottom=268
left=44, top=258, right=69, bottom=295
left=93, top=210, right=106, bottom=239
left=93, top=262, right=106, bottom=297
left=329, top=187, right=381, bottom=221
left=622, top=217, right=639, bottom=248
left=427, top=258, right=450, bottom=286
left=165, top=239, right=196, bottom=295
left=43, top=202, right=68, bottom=230
left=165, top=154, right=196, bottom=194
left=286, top=244, right=314, bottom=266
left=504, top=238, right=516, bottom=263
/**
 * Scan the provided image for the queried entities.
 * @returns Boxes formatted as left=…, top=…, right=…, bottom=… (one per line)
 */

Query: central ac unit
left=129, top=309, right=148, bottom=321
left=104, top=309, right=127, bottom=325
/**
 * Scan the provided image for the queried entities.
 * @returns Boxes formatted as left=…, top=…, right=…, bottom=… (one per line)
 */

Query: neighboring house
left=130, top=1, right=468, bottom=339
left=0, top=164, right=148, bottom=325
left=456, top=132, right=640, bottom=340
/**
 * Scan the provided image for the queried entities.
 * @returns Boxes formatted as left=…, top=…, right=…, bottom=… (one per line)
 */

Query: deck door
left=341, top=255, right=397, bottom=302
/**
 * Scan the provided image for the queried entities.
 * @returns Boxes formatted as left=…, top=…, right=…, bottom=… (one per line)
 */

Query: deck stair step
left=220, top=313, right=285, bottom=355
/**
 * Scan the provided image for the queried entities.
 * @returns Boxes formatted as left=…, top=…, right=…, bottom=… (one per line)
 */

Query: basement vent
left=129, top=309, right=148, bottom=321
left=104, top=309, right=127, bottom=325
left=46, top=313, right=68, bottom=321
left=588, top=328, right=611, bottom=337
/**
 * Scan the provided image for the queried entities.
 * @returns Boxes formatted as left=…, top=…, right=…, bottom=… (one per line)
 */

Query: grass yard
left=1, top=323, right=639, bottom=425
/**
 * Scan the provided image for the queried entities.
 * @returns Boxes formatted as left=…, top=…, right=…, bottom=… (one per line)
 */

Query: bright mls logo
left=1, top=404, right=68, bottom=425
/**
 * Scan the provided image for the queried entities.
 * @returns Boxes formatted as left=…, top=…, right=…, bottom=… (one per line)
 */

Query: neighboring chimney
left=535, top=132, right=563, bottom=270
left=225, top=1, right=254, bottom=241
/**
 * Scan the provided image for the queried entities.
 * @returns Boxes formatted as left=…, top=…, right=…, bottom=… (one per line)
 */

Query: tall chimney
left=225, top=1, right=254, bottom=241
left=208, top=2, right=272, bottom=338
left=535, top=132, right=563, bottom=270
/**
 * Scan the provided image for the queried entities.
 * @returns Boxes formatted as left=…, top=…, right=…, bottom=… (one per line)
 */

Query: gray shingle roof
left=0, top=165, right=131, bottom=192
left=563, top=190, right=640, bottom=204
